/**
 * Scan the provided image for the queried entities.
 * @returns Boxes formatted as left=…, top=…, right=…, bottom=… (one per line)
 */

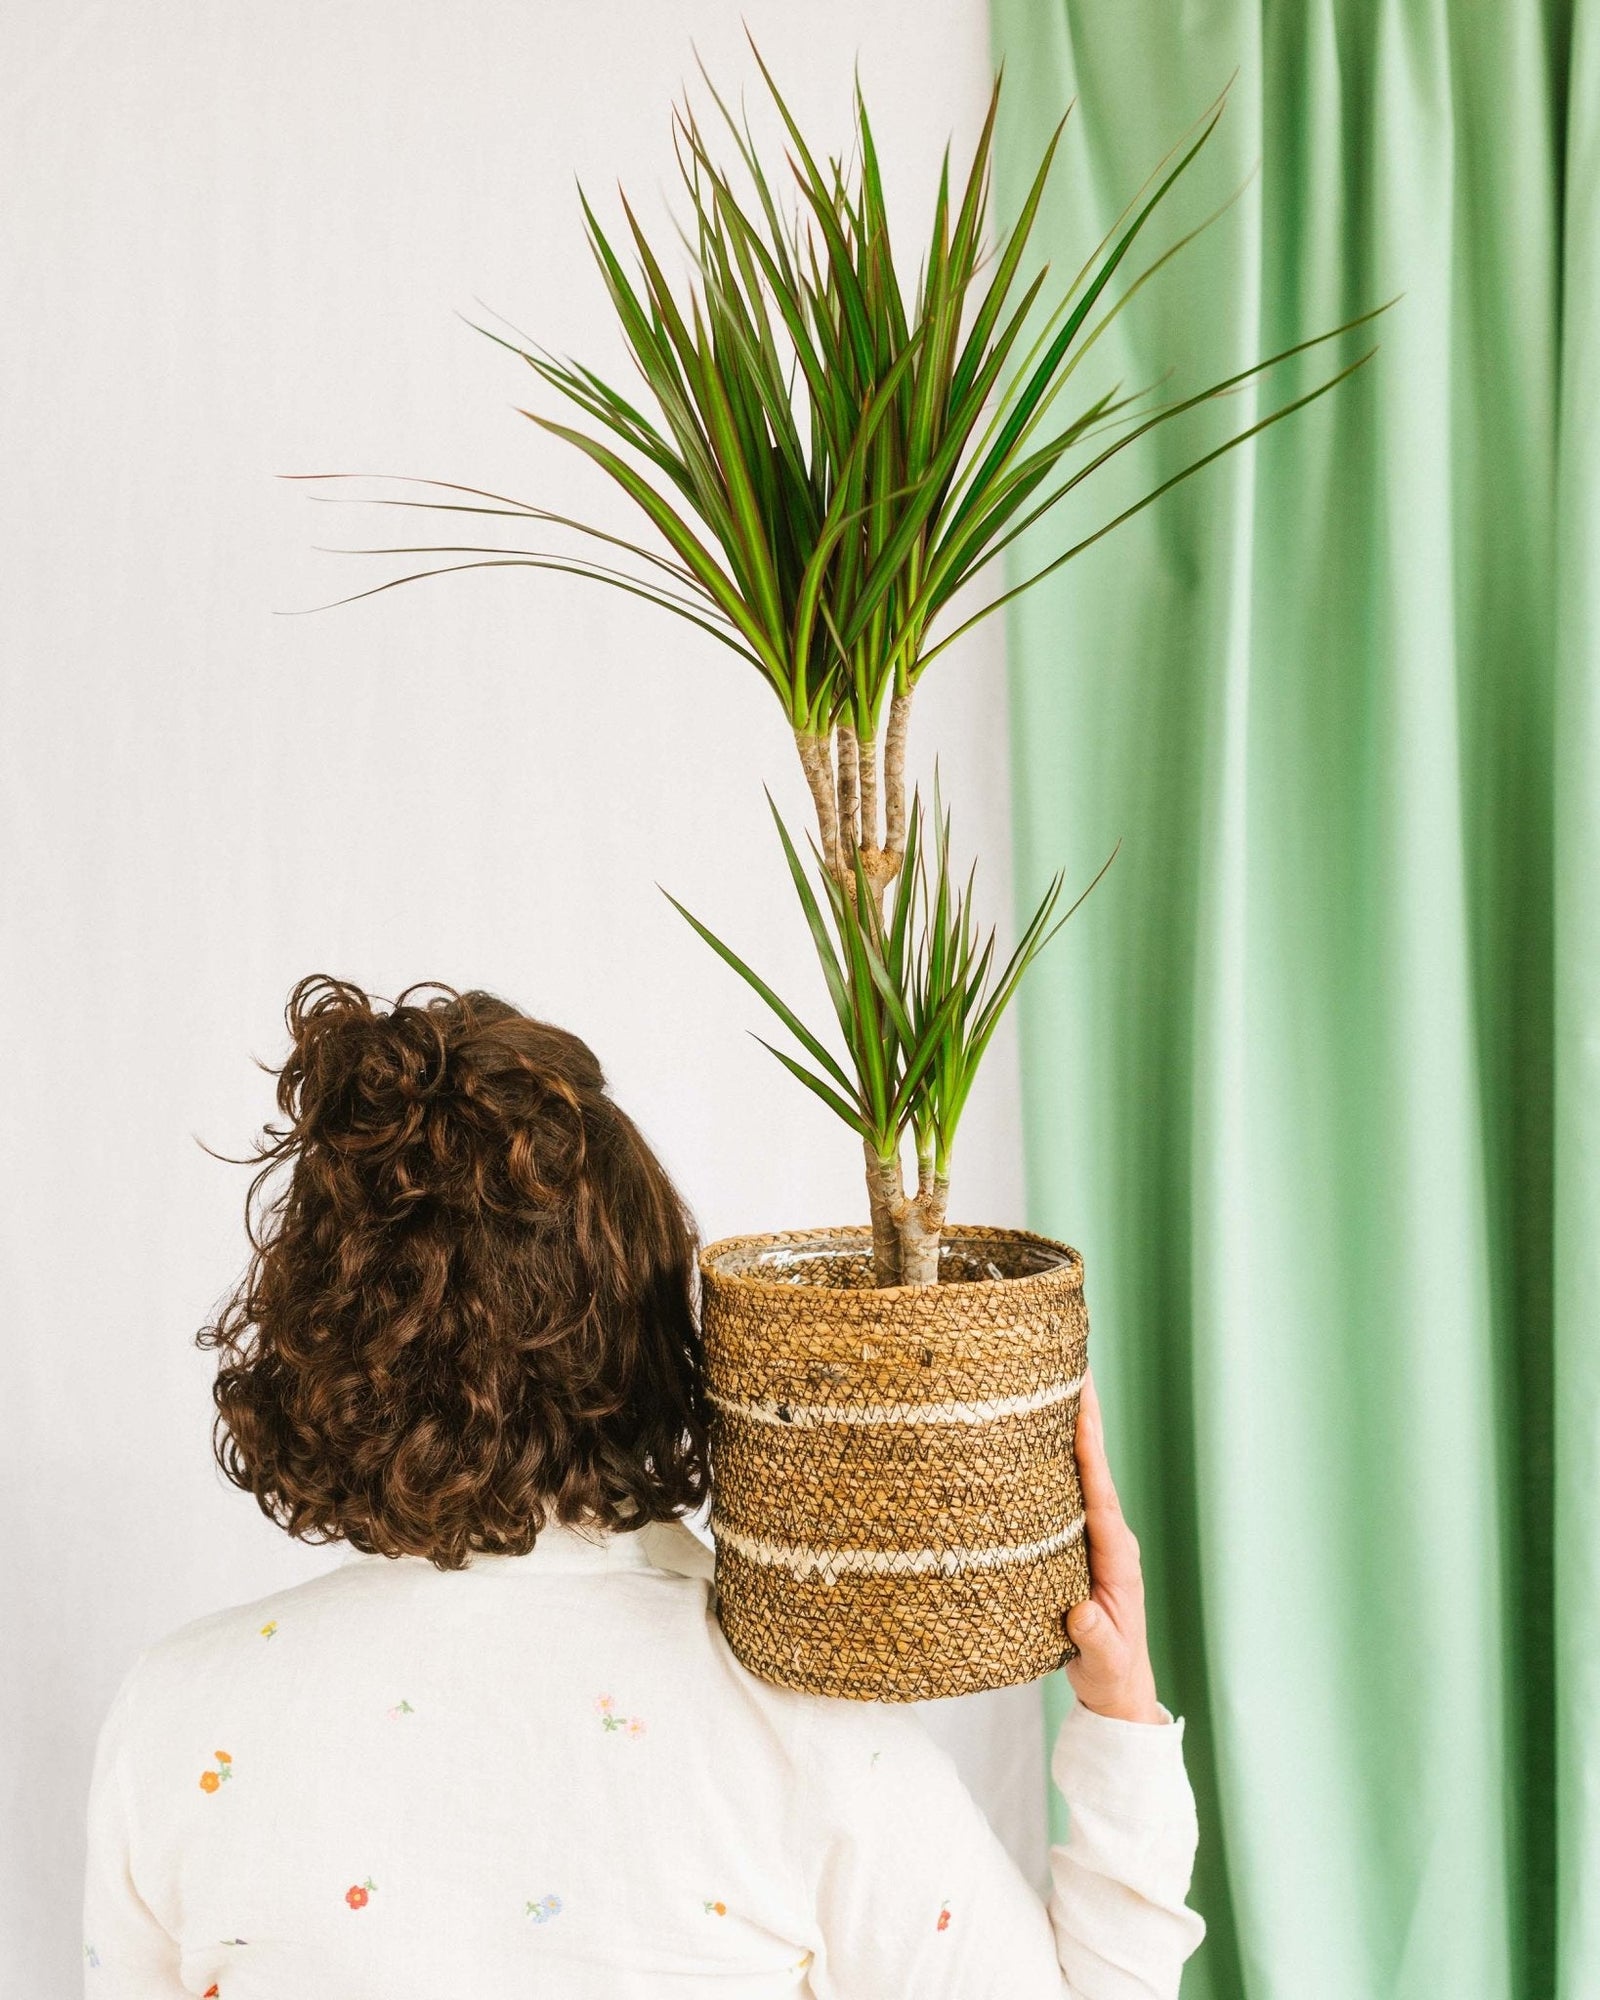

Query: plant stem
left=857, top=729, right=881, bottom=860
left=853, top=729, right=904, bottom=924
left=862, top=1138, right=905, bottom=1285
left=794, top=728, right=841, bottom=878
left=884, top=689, right=913, bottom=866
left=836, top=725, right=861, bottom=858
left=896, top=1161, right=950, bottom=1285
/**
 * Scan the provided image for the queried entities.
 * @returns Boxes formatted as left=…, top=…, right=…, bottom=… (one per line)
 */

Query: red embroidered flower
left=345, top=1884, right=370, bottom=1910
left=203, top=1986, right=220, bottom=1997
left=937, top=1904, right=952, bottom=1932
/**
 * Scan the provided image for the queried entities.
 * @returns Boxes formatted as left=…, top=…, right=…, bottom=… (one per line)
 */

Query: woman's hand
left=1061, top=1369, right=1166, bottom=1725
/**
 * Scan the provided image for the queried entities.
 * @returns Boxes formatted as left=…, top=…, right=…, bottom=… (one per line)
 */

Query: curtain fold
left=987, top=5, right=1597, bottom=1995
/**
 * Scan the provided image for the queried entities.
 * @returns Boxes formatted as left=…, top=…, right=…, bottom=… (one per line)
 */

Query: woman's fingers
left=1073, top=1369, right=1119, bottom=1514
left=1063, top=1370, right=1166, bottom=1724
left=1074, top=1370, right=1142, bottom=1592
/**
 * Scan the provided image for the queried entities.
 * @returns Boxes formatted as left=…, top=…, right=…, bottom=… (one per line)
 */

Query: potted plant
left=305, top=46, right=1379, bottom=1698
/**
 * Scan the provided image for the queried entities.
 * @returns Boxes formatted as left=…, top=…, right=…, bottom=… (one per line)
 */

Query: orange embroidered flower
left=345, top=1878, right=376, bottom=1910
left=937, top=1904, right=953, bottom=1932
left=199, top=1750, right=232, bottom=1791
left=703, top=1899, right=727, bottom=1916
left=203, top=1985, right=220, bottom=1997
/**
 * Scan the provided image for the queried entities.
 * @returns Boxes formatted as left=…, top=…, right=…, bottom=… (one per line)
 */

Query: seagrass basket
left=699, top=1224, right=1091, bottom=1701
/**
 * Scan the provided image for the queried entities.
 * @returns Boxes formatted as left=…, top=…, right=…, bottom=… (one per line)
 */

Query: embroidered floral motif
left=259, top=1621, right=277, bottom=1640
left=937, top=1901, right=953, bottom=1933
left=345, top=1879, right=377, bottom=1910
left=594, top=1693, right=646, bottom=1736
left=525, top=1895, right=564, bottom=1923
left=199, top=1751, right=233, bottom=1793
left=385, top=1700, right=414, bottom=1720
left=703, top=1900, right=727, bottom=1916
left=202, top=1986, right=220, bottom=1997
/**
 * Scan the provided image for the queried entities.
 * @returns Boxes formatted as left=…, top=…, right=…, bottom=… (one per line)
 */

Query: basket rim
left=697, top=1223, right=1082, bottom=1298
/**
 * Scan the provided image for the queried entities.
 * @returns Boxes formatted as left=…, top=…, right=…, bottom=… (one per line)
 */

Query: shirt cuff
left=1051, top=1697, right=1194, bottom=1823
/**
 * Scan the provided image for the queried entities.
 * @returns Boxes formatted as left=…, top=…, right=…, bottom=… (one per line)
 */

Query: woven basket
left=699, top=1224, right=1091, bottom=1701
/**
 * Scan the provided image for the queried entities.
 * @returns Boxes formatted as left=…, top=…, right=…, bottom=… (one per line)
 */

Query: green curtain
left=986, top=5, right=1598, bottom=1996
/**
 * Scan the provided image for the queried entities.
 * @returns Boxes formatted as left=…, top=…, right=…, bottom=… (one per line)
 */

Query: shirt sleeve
left=1046, top=1701, right=1207, bottom=1997
left=82, top=1662, right=187, bottom=1997
left=798, top=1691, right=1206, bottom=2000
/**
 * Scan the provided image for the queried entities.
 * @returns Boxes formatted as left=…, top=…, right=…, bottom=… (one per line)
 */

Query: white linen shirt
left=82, top=1515, right=1206, bottom=1998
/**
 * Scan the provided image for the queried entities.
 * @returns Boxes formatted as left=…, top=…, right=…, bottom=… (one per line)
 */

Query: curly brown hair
left=198, top=975, right=709, bottom=1568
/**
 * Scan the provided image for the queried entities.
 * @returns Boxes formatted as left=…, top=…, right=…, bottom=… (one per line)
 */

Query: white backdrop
left=0, top=5, right=1050, bottom=1990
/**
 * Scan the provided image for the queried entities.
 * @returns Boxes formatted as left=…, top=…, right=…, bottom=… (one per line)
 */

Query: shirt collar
left=464, top=1515, right=658, bottom=1574
left=339, top=1513, right=714, bottom=1580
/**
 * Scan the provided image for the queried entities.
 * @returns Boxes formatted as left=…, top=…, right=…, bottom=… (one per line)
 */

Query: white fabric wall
left=0, top=5, right=1047, bottom=1990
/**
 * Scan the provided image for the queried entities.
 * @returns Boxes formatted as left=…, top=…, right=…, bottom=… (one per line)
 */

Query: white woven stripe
left=713, top=1511, right=1087, bottom=1583
left=706, top=1369, right=1085, bottom=1430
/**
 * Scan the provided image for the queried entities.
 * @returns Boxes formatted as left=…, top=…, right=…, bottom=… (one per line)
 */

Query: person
left=82, top=976, right=1207, bottom=1998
